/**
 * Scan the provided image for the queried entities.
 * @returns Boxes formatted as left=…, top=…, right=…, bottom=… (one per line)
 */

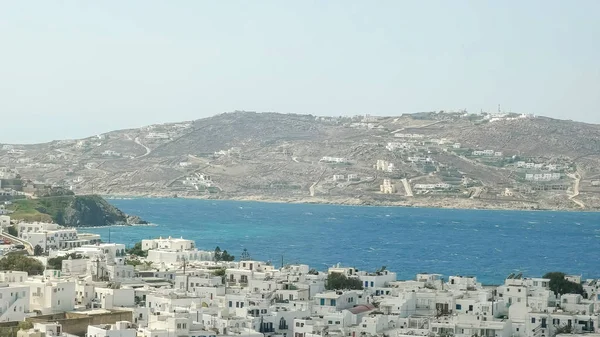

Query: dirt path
left=567, top=171, right=585, bottom=209
left=134, top=137, right=151, bottom=158
left=310, top=168, right=327, bottom=197
left=401, top=178, right=413, bottom=197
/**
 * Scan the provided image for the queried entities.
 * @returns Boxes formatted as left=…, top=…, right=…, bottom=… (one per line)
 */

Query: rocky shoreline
left=100, top=192, right=597, bottom=212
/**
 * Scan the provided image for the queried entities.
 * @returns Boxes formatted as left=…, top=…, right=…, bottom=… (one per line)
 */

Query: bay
left=85, top=198, right=600, bottom=285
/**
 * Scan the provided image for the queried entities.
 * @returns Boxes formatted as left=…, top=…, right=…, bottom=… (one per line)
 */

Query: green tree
left=325, top=272, right=363, bottom=290
left=126, top=242, right=147, bottom=257
left=214, top=247, right=234, bottom=261
left=543, top=272, right=584, bottom=296
left=47, top=253, right=83, bottom=270
left=214, top=246, right=222, bottom=262
left=126, top=259, right=142, bottom=267
left=33, top=245, right=44, bottom=256
left=212, top=267, right=227, bottom=283
left=7, top=226, right=18, bottom=237
left=0, top=254, right=44, bottom=275
left=221, top=250, right=234, bottom=261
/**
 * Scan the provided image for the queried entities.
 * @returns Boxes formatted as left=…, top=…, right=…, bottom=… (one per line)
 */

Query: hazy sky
left=1, top=1, right=599, bottom=144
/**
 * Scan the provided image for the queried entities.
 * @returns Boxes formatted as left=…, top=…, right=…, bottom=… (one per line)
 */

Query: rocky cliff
left=9, top=195, right=147, bottom=227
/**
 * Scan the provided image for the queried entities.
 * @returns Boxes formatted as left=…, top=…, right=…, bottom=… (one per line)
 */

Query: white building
left=142, top=237, right=196, bottom=251
left=146, top=132, right=170, bottom=140
left=320, top=157, right=348, bottom=163
left=0, top=215, right=10, bottom=228
left=414, top=183, right=452, bottom=191
left=0, top=282, right=30, bottom=322
left=525, top=173, right=561, bottom=181
left=380, top=179, right=396, bottom=194
left=102, top=150, right=121, bottom=157
left=26, top=275, right=76, bottom=314
left=142, top=237, right=213, bottom=265
left=87, top=321, right=137, bottom=337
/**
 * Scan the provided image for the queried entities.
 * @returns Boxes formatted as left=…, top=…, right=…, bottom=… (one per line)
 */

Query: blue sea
left=87, top=198, right=600, bottom=285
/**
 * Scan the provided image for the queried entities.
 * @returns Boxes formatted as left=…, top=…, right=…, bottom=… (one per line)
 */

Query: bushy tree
left=543, top=272, right=584, bottom=296
left=221, top=250, right=234, bottom=261
left=214, top=247, right=222, bottom=261
left=47, top=253, right=83, bottom=270
left=214, top=247, right=234, bottom=262
left=34, top=245, right=44, bottom=256
left=6, top=226, right=18, bottom=237
left=325, top=272, right=363, bottom=290
left=0, top=254, right=44, bottom=275
left=126, top=242, right=147, bottom=257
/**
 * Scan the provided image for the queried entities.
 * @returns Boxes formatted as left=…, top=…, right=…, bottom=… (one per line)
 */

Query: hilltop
left=2, top=111, right=600, bottom=211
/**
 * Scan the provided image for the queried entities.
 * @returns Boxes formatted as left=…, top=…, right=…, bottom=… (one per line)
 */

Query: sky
left=1, top=1, right=599, bottom=144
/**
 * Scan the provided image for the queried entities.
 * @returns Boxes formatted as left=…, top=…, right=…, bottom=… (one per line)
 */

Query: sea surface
left=86, top=198, right=600, bottom=285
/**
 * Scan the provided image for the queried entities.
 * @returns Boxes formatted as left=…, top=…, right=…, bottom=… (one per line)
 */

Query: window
left=518, top=289, right=521, bottom=292
left=335, top=321, right=340, bottom=325
left=183, top=324, right=187, bottom=329
left=320, top=299, right=325, bottom=305
left=331, top=299, right=336, bottom=306
left=531, top=318, right=536, bottom=324
left=177, top=324, right=181, bottom=329
left=456, top=304, right=462, bottom=310
left=328, top=321, right=333, bottom=324
left=228, top=301, right=232, bottom=307
left=468, top=305, right=473, bottom=311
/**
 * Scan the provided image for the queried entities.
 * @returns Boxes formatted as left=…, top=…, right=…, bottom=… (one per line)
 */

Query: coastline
left=75, top=223, right=159, bottom=230
left=100, top=192, right=598, bottom=212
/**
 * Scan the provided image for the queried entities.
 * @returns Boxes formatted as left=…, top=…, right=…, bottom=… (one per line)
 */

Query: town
left=0, top=217, right=597, bottom=337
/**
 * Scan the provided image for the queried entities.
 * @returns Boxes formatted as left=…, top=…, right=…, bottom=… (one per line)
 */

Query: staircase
left=531, top=324, right=543, bottom=337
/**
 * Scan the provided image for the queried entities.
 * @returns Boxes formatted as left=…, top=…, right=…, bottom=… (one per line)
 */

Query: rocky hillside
left=8, top=195, right=146, bottom=227
left=2, top=111, right=600, bottom=211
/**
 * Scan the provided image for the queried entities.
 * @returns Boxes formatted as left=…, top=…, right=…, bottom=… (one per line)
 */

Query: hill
left=2, top=111, right=600, bottom=211
left=8, top=195, right=146, bottom=227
